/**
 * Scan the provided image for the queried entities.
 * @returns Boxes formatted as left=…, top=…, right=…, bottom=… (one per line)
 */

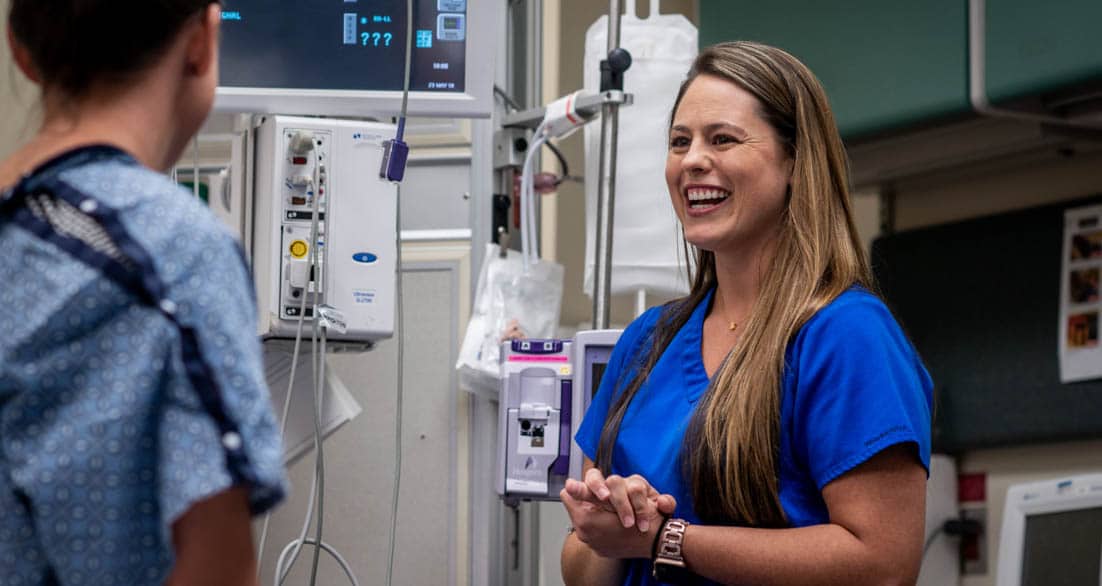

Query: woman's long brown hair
left=595, top=41, right=872, bottom=526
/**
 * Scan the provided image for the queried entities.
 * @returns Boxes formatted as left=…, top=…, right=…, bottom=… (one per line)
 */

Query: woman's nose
left=681, top=142, right=712, bottom=175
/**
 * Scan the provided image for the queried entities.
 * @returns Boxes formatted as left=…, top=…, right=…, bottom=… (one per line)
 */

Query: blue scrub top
left=575, top=287, right=933, bottom=586
left=0, top=146, right=286, bottom=585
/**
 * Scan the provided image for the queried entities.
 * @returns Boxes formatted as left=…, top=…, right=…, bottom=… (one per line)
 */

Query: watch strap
left=652, top=518, right=694, bottom=583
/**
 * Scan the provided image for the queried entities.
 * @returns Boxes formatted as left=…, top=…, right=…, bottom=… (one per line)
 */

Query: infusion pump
left=242, top=116, right=398, bottom=343
left=496, top=330, right=622, bottom=500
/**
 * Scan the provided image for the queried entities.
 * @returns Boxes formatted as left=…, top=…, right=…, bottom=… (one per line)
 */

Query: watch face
left=652, top=558, right=692, bottom=583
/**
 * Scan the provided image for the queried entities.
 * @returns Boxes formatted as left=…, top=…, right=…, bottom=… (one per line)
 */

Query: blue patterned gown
left=0, top=145, right=286, bottom=585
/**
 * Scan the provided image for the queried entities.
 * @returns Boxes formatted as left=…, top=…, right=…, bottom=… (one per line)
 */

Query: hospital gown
left=0, top=145, right=286, bottom=585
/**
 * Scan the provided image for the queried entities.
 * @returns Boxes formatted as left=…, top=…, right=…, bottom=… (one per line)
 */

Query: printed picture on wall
left=1069, top=267, right=1100, bottom=304
left=1067, top=312, right=1099, bottom=349
left=1070, top=230, right=1102, bottom=261
left=1060, top=204, right=1102, bottom=382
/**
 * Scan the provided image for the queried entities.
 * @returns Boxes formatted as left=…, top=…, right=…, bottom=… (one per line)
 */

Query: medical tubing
left=545, top=140, right=569, bottom=185
left=529, top=130, right=550, bottom=263
left=309, top=146, right=334, bottom=585
left=274, top=539, right=361, bottom=586
left=520, top=123, right=548, bottom=269
left=385, top=185, right=405, bottom=586
left=258, top=146, right=321, bottom=577
left=519, top=123, right=543, bottom=268
left=308, top=328, right=327, bottom=586
left=276, top=148, right=329, bottom=586
left=397, top=0, right=412, bottom=140
left=384, top=4, right=411, bottom=580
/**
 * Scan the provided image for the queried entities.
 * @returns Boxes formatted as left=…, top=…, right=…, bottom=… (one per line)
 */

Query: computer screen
left=214, top=0, right=491, bottom=117
left=997, top=474, right=1102, bottom=586
left=1021, top=506, right=1102, bottom=585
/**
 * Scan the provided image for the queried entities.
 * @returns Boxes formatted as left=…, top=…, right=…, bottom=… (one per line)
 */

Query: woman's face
left=665, top=74, right=793, bottom=258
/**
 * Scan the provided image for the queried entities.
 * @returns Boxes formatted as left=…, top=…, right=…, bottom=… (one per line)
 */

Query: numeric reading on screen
left=219, top=0, right=467, bottom=93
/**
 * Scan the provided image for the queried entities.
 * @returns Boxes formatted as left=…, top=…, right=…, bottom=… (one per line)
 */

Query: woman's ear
left=8, top=27, right=41, bottom=84
left=184, top=4, right=221, bottom=77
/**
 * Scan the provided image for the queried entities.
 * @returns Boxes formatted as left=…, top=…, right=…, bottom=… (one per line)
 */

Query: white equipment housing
left=996, top=473, right=1102, bottom=586
left=570, top=329, right=621, bottom=480
left=251, top=115, right=397, bottom=342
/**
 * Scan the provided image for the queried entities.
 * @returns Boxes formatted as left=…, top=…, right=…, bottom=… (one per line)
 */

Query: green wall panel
left=986, top=0, right=1102, bottom=104
left=699, top=0, right=970, bottom=139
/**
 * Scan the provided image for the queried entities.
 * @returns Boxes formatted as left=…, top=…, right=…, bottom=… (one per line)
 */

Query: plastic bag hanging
left=456, top=244, right=564, bottom=397
left=583, top=0, right=698, bottom=299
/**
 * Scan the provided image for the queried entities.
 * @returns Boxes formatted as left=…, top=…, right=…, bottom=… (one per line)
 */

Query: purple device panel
left=551, top=380, right=572, bottom=476
left=512, top=339, right=564, bottom=354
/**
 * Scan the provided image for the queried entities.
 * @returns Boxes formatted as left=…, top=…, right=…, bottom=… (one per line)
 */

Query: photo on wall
left=1060, top=204, right=1102, bottom=382
left=1069, top=268, right=1100, bottom=305
left=1067, top=311, right=1099, bottom=349
left=1070, top=229, right=1102, bottom=261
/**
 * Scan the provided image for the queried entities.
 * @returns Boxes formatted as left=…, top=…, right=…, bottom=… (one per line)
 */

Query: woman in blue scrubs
left=562, top=42, right=933, bottom=585
left=0, top=2, right=285, bottom=584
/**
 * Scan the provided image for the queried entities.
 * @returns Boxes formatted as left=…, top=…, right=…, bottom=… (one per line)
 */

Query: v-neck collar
left=679, top=288, right=714, bottom=404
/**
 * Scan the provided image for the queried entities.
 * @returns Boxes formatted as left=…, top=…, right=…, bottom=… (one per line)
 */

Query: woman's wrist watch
left=651, top=518, right=694, bottom=583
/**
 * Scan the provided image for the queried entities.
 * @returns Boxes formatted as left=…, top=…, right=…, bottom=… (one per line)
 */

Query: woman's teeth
left=687, top=188, right=731, bottom=209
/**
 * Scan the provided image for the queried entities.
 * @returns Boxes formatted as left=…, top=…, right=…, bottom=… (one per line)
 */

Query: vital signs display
left=214, top=0, right=490, bottom=117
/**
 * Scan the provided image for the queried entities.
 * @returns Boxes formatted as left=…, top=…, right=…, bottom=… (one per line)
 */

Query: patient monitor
left=996, top=473, right=1102, bottom=586
left=246, top=115, right=398, bottom=343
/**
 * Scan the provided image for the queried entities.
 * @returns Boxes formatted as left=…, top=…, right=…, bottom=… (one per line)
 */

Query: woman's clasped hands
left=560, top=468, right=678, bottom=559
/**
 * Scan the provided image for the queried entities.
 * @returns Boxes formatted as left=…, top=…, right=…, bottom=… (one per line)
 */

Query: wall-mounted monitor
left=214, top=0, right=492, bottom=118
left=996, top=473, right=1102, bottom=586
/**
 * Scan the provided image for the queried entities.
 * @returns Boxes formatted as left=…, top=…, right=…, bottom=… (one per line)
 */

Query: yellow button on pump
left=289, top=240, right=308, bottom=258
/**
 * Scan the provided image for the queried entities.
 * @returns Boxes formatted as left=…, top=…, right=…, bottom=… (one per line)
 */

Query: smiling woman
left=561, top=42, right=933, bottom=586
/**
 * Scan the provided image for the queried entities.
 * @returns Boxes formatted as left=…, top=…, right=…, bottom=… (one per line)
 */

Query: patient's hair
left=8, top=0, right=218, bottom=97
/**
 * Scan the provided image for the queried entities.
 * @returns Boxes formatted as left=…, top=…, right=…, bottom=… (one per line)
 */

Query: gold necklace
left=715, top=291, right=741, bottom=333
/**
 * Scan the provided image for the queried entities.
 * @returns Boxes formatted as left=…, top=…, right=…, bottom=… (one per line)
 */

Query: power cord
left=274, top=140, right=329, bottom=586
left=924, top=516, right=983, bottom=557
left=384, top=1, right=412, bottom=584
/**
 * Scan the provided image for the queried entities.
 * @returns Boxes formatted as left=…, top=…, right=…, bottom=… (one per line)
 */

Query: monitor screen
left=590, top=361, right=607, bottom=399
left=219, top=0, right=466, bottom=92
left=214, top=0, right=489, bottom=117
left=1021, top=506, right=1102, bottom=586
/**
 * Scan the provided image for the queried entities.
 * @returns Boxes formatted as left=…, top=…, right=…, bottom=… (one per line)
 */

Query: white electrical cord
left=520, top=122, right=549, bottom=270
left=256, top=137, right=318, bottom=578
left=278, top=143, right=330, bottom=586
left=274, top=539, right=360, bottom=586
left=384, top=0, right=413, bottom=584
left=261, top=139, right=349, bottom=586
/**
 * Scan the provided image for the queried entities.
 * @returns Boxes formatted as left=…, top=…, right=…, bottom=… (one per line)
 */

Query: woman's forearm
left=561, top=531, right=626, bottom=586
left=682, top=523, right=920, bottom=586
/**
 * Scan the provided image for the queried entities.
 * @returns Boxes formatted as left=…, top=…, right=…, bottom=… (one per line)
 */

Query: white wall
left=0, top=0, right=39, bottom=159
left=868, top=144, right=1102, bottom=586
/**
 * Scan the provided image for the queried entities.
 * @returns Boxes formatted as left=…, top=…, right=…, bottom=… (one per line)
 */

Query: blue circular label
left=352, top=253, right=378, bottom=264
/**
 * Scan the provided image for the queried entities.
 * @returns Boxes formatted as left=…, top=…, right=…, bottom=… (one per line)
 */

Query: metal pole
left=592, top=0, right=622, bottom=329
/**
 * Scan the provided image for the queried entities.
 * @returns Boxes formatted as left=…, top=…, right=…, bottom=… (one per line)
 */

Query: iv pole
left=592, top=0, right=623, bottom=330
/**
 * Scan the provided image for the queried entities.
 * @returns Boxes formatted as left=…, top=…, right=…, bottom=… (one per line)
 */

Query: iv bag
left=583, top=0, right=698, bottom=298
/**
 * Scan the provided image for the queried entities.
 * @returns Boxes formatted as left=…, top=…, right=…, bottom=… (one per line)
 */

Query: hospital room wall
left=0, top=0, right=38, bottom=158
left=858, top=149, right=1102, bottom=586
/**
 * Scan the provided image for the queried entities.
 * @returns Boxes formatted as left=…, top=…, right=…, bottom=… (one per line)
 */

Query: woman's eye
left=669, top=136, right=690, bottom=149
left=713, top=134, right=739, bottom=145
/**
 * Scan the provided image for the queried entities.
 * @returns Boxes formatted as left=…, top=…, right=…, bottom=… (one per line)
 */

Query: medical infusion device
left=496, top=330, right=622, bottom=500
left=250, top=115, right=398, bottom=342
left=569, top=330, right=621, bottom=479
left=496, top=339, right=574, bottom=498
